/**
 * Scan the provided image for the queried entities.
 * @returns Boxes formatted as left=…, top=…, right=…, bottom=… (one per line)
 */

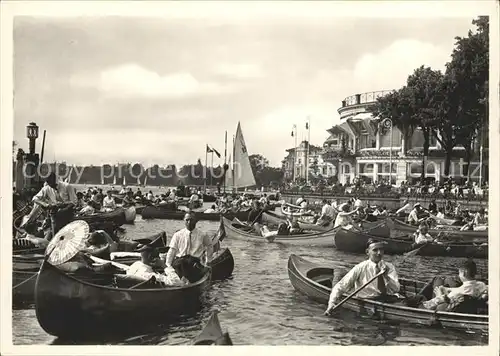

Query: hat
left=366, top=238, right=387, bottom=250
left=135, top=232, right=167, bottom=252
left=413, top=203, right=421, bottom=208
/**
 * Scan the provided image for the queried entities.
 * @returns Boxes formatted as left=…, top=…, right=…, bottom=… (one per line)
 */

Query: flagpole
left=292, top=124, right=297, bottom=183
left=223, top=131, right=227, bottom=195
left=210, top=151, right=214, bottom=187
left=232, top=135, right=236, bottom=192
left=306, top=116, right=311, bottom=184
left=204, top=145, right=208, bottom=193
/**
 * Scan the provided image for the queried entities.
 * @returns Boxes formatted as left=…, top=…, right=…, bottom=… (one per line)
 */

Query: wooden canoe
left=262, top=210, right=390, bottom=235
left=75, top=207, right=127, bottom=228
left=333, top=227, right=488, bottom=259
left=287, top=254, right=488, bottom=333
left=387, top=218, right=488, bottom=240
left=223, top=217, right=340, bottom=247
left=192, top=311, right=233, bottom=345
left=34, top=260, right=211, bottom=339
left=141, top=206, right=250, bottom=221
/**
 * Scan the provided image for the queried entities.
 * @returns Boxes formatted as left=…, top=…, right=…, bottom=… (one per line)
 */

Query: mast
left=223, top=131, right=227, bottom=194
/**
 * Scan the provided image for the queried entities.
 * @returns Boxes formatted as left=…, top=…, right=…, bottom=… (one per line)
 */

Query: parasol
left=45, top=220, right=90, bottom=265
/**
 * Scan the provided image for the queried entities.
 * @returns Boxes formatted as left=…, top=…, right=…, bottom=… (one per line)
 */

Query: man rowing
left=22, top=172, right=77, bottom=236
left=165, top=212, right=214, bottom=281
left=316, top=199, right=334, bottom=226
left=325, top=239, right=400, bottom=315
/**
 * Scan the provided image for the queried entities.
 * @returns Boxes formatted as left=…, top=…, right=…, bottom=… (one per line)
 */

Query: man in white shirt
left=23, top=172, right=77, bottom=235
left=325, top=239, right=400, bottom=315
left=413, top=224, right=435, bottom=245
left=317, top=199, right=334, bottom=226
left=407, top=203, right=422, bottom=225
left=102, top=191, right=117, bottom=212
left=395, top=199, right=411, bottom=216
left=166, top=212, right=214, bottom=267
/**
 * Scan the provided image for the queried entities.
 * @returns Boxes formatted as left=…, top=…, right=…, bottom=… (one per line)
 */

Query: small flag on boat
left=212, top=148, right=221, bottom=158
left=212, top=216, right=227, bottom=244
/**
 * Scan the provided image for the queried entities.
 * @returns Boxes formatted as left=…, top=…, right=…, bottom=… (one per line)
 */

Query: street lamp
left=26, top=122, right=39, bottom=155
left=382, top=118, right=393, bottom=186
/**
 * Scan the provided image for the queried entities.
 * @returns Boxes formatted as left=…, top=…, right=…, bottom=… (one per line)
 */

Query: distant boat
left=225, top=122, right=256, bottom=191
left=143, top=174, right=148, bottom=187
left=122, top=176, right=127, bottom=186
left=113, top=175, right=117, bottom=185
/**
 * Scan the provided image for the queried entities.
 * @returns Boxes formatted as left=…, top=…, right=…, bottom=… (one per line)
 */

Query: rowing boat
left=287, top=254, right=487, bottom=333
left=75, top=207, right=127, bottom=228
left=223, top=217, right=340, bottom=246
left=141, top=206, right=250, bottom=221
left=192, top=311, right=233, bottom=345
left=35, top=260, right=211, bottom=338
left=333, top=227, right=487, bottom=258
left=387, top=218, right=488, bottom=240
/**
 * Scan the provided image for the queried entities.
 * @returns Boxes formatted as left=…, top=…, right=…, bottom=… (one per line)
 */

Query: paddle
left=88, top=255, right=130, bottom=271
left=324, top=268, right=386, bottom=316
left=324, top=242, right=428, bottom=316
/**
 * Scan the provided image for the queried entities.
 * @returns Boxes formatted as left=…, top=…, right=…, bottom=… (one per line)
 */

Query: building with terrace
left=320, top=90, right=487, bottom=185
left=282, top=141, right=337, bottom=182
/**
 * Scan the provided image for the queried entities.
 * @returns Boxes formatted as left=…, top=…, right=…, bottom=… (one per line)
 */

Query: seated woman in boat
left=333, top=204, right=359, bottom=229
left=412, top=223, right=436, bottom=246
left=436, top=207, right=446, bottom=219
left=418, top=260, right=488, bottom=313
left=204, top=205, right=218, bottom=214
left=165, top=212, right=214, bottom=282
left=473, top=208, right=488, bottom=230
left=75, top=192, right=86, bottom=210
left=325, top=239, right=400, bottom=315
left=102, top=191, right=117, bottom=212
left=189, top=191, right=201, bottom=210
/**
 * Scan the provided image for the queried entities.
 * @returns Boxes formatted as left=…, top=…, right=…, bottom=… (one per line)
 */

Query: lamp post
left=382, top=118, right=393, bottom=185
left=25, top=122, right=40, bottom=190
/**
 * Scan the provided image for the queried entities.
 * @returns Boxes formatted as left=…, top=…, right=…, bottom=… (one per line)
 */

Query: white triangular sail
left=113, top=174, right=117, bottom=185
left=232, top=122, right=256, bottom=189
left=122, top=176, right=127, bottom=186
left=143, top=174, right=148, bottom=187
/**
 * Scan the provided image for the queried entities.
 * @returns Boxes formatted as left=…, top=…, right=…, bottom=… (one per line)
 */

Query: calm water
left=12, top=207, right=488, bottom=346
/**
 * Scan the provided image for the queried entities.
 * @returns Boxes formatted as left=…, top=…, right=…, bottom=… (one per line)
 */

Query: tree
left=441, top=16, right=489, bottom=180
left=367, top=86, right=417, bottom=154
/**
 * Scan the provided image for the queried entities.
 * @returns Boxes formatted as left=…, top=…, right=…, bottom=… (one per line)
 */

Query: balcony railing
left=341, top=90, right=394, bottom=108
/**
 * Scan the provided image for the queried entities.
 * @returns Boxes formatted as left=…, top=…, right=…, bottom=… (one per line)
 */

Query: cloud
left=214, top=63, right=264, bottom=79
left=72, top=63, right=234, bottom=98
left=352, top=39, right=451, bottom=91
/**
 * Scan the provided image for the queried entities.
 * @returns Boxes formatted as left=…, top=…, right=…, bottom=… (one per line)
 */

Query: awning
left=348, top=113, right=376, bottom=136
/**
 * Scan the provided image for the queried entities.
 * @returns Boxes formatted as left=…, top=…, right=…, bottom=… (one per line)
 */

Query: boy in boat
left=165, top=212, right=214, bottom=282
left=325, top=239, right=400, bottom=315
left=413, top=223, right=435, bottom=245
left=102, top=191, right=117, bottom=212
left=418, top=260, right=488, bottom=313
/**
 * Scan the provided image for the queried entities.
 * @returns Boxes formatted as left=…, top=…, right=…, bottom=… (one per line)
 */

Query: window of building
left=298, top=159, right=301, bottom=164
left=331, top=139, right=338, bottom=145
left=377, top=174, right=396, bottom=185
left=377, top=163, right=397, bottom=174
left=342, top=164, right=351, bottom=174
left=359, top=163, right=374, bottom=174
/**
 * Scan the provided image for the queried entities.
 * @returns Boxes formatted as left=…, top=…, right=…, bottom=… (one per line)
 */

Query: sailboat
left=64, top=166, right=73, bottom=183
left=224, top=122, right=256, bottom=191
left=122, top=176, right=127, bottom=187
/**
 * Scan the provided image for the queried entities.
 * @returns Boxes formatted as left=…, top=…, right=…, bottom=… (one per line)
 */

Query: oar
left=402, top=243, right=428, bottom=257
left=324, top=268, right=386, bottom=316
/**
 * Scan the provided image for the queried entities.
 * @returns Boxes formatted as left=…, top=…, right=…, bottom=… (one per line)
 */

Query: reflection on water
left=13, top=215, right=488, bottom=345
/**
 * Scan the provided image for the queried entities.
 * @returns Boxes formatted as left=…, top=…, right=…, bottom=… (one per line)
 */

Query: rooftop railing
left=341, top=90, right=394, bottom=108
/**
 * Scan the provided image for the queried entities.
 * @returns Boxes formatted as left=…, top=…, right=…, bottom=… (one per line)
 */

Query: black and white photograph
left=1, top=0, right=498, bottom=353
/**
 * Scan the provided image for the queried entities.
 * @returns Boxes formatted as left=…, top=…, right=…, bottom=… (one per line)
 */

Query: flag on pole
left=212, top=148, right=221, bottom=158
left=206, top=144, right=213, bottom=153
left=306, top=122, right=309, bottom=130
left=291, top=130, right=294, bottom=137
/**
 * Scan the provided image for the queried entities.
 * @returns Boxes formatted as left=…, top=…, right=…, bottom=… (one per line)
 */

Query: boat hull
left=35, top=261, right=211, bottom=338
left=223, top=217, right=337, bottom=247
left=141, top=206, right=250, bottom=221
left=76, top=208, right=127, bottom=228
left=388, top=218, right=488, bottom=240
left=333, top=227, right=488, bottom=258
left=287, top=254, right=487, bottom=333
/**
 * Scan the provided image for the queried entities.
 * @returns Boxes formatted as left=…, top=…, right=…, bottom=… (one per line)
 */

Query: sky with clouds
left=13, top=13, right=477, bottom=168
